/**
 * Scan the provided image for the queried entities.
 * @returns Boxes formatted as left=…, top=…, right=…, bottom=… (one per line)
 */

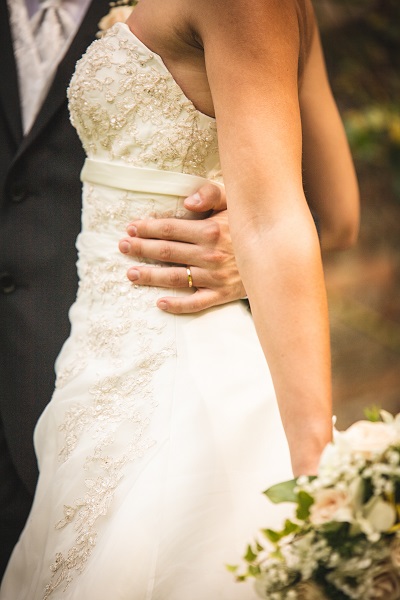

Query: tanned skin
left=123, top=0, right=359, bottom=476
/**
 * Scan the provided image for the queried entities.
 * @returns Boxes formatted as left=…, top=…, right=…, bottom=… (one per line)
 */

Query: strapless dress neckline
left=118, top=23, right=216, bottom=122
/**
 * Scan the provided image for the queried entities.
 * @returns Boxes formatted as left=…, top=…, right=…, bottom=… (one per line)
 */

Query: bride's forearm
left=232, top=210, right=333, bottom=476
left=195, top=0, right=333, bottom=475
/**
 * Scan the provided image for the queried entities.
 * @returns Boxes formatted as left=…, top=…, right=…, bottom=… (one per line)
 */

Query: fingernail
left=185, top=192, right=202, bottom=206
left=158, top=300, right=168, bottom=311
left=127, top=225, right=137, bottom=236
left=128, top=269, right=139, bottom=281
left=119, top=240, right=131, bottom=253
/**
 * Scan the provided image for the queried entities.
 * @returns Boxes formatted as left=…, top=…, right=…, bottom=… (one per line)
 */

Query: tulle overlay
left=0, top=23, right=292, bottom=599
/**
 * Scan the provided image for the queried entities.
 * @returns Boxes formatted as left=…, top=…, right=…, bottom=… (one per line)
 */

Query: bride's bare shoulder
left=190, top=0, right=304, bottom=26
left=130, top=0, right=314, bottom=50
left=128, top=0, right=313, bottom=70
left=188, top=0, right=307, bottom=56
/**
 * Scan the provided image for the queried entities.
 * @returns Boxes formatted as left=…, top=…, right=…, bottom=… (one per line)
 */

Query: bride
left=0, top=0, right=359, bottom=598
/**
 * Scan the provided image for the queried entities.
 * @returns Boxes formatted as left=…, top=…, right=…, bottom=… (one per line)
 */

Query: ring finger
left=127, top=265, right=203, bottom=289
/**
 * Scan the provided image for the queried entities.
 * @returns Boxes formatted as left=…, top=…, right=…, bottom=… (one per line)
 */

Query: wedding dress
left=0, top=23, right=292, bottom=600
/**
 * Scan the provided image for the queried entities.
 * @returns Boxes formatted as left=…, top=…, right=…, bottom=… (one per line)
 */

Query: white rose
left=318, top=441, right=340, bottom=471
left=98, top=6, right=134, bottom=32
left=340, top=420, right=398, bottom=459
left=309, top=488, right=353, bottom=526
left=294, top=581, right=326, bottom=599
left=363, top=497, right=396, bottom=533
left=368, top=562, right=400, bottom=600
left=318, top=435, right=354, bottom=478
left=390, top=536, right=400, bottom=568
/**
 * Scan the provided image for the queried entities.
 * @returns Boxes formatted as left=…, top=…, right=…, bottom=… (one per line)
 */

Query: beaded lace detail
left=67, top=23, right=220, bottom=177
left=42, top=21, right=221, bottom=598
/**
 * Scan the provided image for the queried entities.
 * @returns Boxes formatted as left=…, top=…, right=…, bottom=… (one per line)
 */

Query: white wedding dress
left=1, top=23, right=292, bottom=600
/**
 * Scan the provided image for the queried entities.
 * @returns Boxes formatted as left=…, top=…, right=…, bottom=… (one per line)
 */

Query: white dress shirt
left=8, top=0, right=92, bottom=134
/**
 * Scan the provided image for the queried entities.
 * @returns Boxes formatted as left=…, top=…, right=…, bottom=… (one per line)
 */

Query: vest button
left=0, top=272, right=17, bottom=294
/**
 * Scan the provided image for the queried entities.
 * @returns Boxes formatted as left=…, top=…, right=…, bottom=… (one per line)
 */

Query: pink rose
left=341, top=420, right=398, bottom=459
left=309, top=488, right=352, bottom=526
left=98, top=6, right=135, bottom=32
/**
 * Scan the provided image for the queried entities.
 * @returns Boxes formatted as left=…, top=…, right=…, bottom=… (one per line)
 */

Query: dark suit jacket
left=0, top=0, right=110, bottom=500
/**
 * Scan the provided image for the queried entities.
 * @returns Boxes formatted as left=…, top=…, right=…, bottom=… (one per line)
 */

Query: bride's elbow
left=319, top=191, right=360, bottom=252
left=320, top=216, right=359, bottom=251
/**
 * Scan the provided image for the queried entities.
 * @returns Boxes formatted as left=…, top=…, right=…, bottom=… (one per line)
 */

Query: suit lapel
left=0, top=0, right=23, bottom=146
left=17, top=0, right=110, bottom=156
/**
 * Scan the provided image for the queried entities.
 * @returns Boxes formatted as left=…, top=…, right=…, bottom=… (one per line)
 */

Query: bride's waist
left=81, top=158, right=223, bottom=197
left=78, top=159, right=224, bottom=274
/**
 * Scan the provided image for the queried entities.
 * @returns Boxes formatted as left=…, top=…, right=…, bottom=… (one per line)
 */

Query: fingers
left=120, top=236, right=206, bottom=266
left=126, top=264, right=247, bottom=314
left=118, top=203, right=247, bottom=314
left=127, top=265, right=206, bottom=289
left=123, top=216, right=220, bottom=245
left=157, top=289, right=228, bottom=314
left=119, top=217, right=224, bottom=267
left=184, top=182, right=227, bottom=213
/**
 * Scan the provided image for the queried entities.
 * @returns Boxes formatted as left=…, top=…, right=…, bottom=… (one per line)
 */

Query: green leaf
left=296, top=490, right=314, bottom=520
left=256, top=541, right=264, bottom=552
left=261, top=528, right=281, bottom=543
left=244, top=545, right=257, bottom=563
left=282, top=519, right=300, bottom=536
left=364, top=405, right=382, bottom=422
left=261, top=520, right=300, bottom=544
left=225, top=564, right=238, bottom=573
left=264, top=479, right=298, bottom=504
left=248, top=564, right=261, bottom=577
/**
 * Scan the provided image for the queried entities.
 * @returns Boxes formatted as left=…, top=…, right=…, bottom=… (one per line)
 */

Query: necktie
left=30, top=0, right=76, bottom=73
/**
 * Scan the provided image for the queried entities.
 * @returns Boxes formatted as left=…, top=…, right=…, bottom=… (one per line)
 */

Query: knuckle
left=159, top=244, right=173, bottom=261
left=130, top=239, right=143, bottom=258
left=160, top=222, right=175, bottom=239
left=205, top=249, right=225, bottom=265
left=169, top=301, right=183, bottom=314
left=218, top=287, right=231, bottom=301
left=140, top=269, right=153, bottom=284
left=203, top=221, right=220, bottom=243
left=133, top=220, right=147, bottom=238
left=168, top=270, right=181, bottom=287
left=133, top=219, right=151, bottom=240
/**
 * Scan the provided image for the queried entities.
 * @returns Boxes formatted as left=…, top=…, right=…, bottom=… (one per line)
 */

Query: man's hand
left=118, top=183, right=246, bottom=313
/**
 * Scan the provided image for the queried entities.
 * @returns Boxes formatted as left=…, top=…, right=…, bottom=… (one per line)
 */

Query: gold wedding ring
left=186, top=266, right=193, bottom=288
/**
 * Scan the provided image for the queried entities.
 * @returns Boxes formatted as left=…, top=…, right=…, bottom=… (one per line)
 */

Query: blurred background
left=315, top=0, right=400, bottom=426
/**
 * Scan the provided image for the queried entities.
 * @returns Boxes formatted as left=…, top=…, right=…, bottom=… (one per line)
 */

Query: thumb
left=184, top=182, right=227, bottom=213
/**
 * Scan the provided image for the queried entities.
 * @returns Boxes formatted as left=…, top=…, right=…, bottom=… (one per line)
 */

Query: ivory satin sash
left=81, top=159, right=224, bottom=197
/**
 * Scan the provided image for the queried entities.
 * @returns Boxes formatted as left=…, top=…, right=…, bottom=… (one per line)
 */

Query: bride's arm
left=194, top=0, right=333, bottom=476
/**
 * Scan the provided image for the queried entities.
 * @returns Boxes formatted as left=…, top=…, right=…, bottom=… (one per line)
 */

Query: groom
left=0, top=0, right=242, bottom=577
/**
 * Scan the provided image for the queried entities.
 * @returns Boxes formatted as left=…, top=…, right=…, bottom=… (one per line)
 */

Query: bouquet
left=231, top=410, right=400, bottom=599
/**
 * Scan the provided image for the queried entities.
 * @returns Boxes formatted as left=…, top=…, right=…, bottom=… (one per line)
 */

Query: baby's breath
left=233, top=411, right=400, bottom=598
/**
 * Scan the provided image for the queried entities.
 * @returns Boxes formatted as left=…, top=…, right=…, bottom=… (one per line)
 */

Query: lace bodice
left=33, top=36, right=224, bottom=595
left=68, top=22, right=221, bottom=179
